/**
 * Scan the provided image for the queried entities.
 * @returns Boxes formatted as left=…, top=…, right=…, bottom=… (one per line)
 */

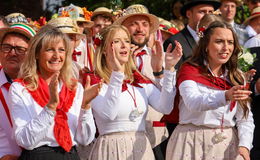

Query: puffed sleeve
left=179, top=80, right=228, bottom=112
left=91, top=71, right=124, bottom=120
left=235, top=103, right=255, bottom=150
left=9, top=82, right=56, bottom=150
left=145, top=70, right=176, bottom=114
left=75, top=83, right=96, bottom=146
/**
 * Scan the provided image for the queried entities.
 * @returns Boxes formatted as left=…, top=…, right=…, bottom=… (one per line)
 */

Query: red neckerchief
left=136, top=50, right=147, bottom=72
left=72, top=50, right=82, bottom=62
left=161, top=63, right=236, bottom=123
left=15, top=76, right=76, bottom=152
left=83, top=70, right=152, bottom=92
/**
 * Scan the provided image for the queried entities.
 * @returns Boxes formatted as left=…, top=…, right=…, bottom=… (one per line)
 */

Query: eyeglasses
left=0, top=44, right=27, bottom=55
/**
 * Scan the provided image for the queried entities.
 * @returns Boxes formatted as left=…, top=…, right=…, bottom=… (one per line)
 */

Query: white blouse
left=91, top=70, right=176, bottom=135
left=9, top=81, right=96, bottom=150
left=178, top=80, right=255, bottom=150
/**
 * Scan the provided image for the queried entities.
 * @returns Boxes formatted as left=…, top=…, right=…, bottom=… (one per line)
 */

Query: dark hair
left=91, top=14, right=113, bottom=23
left=187, top=20, right=249, bottom=117
left=0, top=15, right=9, bottom=27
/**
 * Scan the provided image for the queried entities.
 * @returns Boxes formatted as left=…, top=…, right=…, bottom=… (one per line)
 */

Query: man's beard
left=131, top=36, right=149, bottom=48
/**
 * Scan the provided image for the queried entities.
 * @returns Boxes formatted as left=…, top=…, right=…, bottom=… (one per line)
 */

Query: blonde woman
left=9, top=25, right=100, bottom=160
left=87, top=25, right=182, bottom=160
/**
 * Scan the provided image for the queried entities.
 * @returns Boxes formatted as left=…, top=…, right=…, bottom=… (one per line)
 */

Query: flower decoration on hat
left=159, top=24, right=179, bottom=35
left=32, top=17, right=47, bottom=29
left=93, top=33, right=103, bottom=46
left=82, top=7, right=93, bottom=21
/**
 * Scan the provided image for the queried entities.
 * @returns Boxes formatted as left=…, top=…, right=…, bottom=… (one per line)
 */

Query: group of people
left=0, top=0, right=259, bottom=160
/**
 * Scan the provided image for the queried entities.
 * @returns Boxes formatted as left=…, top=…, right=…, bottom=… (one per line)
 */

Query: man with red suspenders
left=0, top=23, right=35, bottom=160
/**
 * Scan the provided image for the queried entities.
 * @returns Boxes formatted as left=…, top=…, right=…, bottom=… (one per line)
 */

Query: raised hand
left=47, top=72, right=59, bottom=111
left=151, top=40, right=164, bottom=72
left=0, top=155, right=18, bottom=160
left=238, top=146, right=250, bottom=160
left=106, top=43, right=124, bottom=72
left=165, top=40, right=183, bottom=71
left=225, top=85, right=252, bottom=101
left=81, top=75, right=103, bottom=110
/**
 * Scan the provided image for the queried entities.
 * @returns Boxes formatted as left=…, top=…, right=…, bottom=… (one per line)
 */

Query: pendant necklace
left=127, top=85, right=143, bottom=121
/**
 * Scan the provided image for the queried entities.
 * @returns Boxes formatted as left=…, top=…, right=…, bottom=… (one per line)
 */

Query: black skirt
left=18, top=145, right=80, bottom=160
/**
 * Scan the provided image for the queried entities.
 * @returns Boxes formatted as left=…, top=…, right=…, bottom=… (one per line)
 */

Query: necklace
left=126, top=85, right=143, bottom=121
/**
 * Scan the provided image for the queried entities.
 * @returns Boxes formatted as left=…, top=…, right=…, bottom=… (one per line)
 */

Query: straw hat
left=91, top=7, right=113, bottom=20
left=48, top=17, right=82, bottom=36
left=244, top=7, right=260, bottom=25
left=58, top=4, right=94, bottom=28
left=220, top=0, right=243, bottom=6
left=5, top=13, right=28, bottom=24
left=181, top=0, right=221, bottom=16
left=159, top=18, right=179, bottom=36
left=113, top=4, right=159, bottom=33
left=0, top=23, right=36, bottom=42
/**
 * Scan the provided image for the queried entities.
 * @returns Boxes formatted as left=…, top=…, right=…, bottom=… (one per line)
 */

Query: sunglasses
left=0, top=44, right=27, bottom=55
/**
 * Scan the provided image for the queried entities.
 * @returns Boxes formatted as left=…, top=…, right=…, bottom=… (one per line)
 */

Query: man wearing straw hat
left=91, top=7, right=114, bottom=37
left=220, top=0, right=249, bottom=46
left=244, top=7, right=260, bottom=48
left=114, top=4, right=169, bottom=159
left=0, top=23, right=36, bottom=160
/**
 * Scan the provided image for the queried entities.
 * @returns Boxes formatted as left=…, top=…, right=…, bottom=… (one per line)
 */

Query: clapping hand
left=47, top=72, right=59, bottom=111
left=151, top=40, right=164, bottom=72
left=238, top=146, right=250, bottom=160
left=225, top=85, right=252, bottom=101
left=165, top=40, right=183, bottom=71
left=81, top=75, right=103, bottom=110
left=106, top=43, right=124, bottom=72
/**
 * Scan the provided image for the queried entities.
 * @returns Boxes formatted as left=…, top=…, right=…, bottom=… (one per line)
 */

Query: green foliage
left=235, top=5, right=250, bottom=24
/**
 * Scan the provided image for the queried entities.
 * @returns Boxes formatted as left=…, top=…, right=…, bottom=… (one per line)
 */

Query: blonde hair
left=18, top=24, right=75, bottom=90
left=94, top=25, right=136, bottom=83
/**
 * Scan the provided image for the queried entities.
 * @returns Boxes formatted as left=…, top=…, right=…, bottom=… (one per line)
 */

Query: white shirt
left=187, top=25, right=200, bottom=43
left=0, top=69, right=21, bottom=157
left=178, top=79, right=255, bottom=150
left=91, top=70, right=176, bottom=135
left=9, top=81, right=96, bottom=150
left=246, top=25, right=257, bottom=38
left=244, top=34, right=260, bottom=48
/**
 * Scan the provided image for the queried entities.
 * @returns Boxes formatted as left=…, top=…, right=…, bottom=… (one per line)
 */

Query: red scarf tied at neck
left=83, top=70, right=152, bottom=92
left=15, top=76, right=76, bottom=152
left=161, top=63, right=236, bottom=123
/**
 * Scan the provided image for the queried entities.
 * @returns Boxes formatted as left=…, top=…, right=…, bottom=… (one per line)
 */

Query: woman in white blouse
left=87, top=25, right=182, bottom=160
left=9, top=25, right=99, bottom=160
left=166, top=21, right=255, bottom=160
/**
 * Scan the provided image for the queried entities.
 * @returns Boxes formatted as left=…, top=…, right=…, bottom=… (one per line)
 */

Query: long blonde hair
left=18, top=25, right=75, bottom=90
left=94, top=25, right=136, bottom=83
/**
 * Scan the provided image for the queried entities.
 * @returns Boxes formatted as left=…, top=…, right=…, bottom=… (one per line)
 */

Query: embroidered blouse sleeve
left=75, top=83, right=96, bottom=146
left=145, top=70, right=176, bottom=114
left=91, top=71, right=124, bottom=120
left=9, top=82, right=55, bottom=150
left=235, top=103, right=255, bottom=150
left=179, top=80, right=227, bottom=112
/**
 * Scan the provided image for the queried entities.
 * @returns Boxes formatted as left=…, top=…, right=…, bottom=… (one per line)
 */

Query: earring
left=205, top=48, right=208, bottom=53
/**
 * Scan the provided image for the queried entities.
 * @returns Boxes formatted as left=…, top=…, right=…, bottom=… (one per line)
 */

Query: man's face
left=0, top=34, right=28, bottom=77
left=220, top=1, right=237, bottom=22
left=92, top=16, right=113, bottom=36
left=0, top=20, right=6, bottom=29
left=122, top=15, right=150, bottom=47
left=186, top=4, right=214, bottom=30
